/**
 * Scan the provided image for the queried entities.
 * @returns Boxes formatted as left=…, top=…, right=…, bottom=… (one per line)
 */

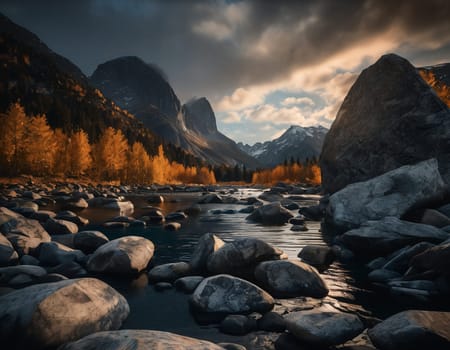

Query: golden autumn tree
left=68, top=130, right=92, bottom=176
left=22, top=114, right=56, bottom=175
left=0, top=102, right=27, bottom=174
left=53, top=128, right=70, bottom=175
left=150, top=144, right=172, bottom=184
left=419, top=70, right=450, bottom=107
left=125, top=142, right=152, bottom=183
left=93, top=127, right=128, bottom=180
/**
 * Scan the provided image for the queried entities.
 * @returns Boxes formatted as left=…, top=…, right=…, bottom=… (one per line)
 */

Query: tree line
left=0, top=102, right=216, bottom=184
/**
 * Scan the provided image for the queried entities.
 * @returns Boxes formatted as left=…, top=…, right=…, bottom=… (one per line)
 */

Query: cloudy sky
left=1, top=0, right=450, bottom=144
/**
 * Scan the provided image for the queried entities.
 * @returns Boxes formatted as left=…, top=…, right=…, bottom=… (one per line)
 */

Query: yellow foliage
left=419, top=70, right=450, bottom=107
left=252, top=162, right=321, bottom=185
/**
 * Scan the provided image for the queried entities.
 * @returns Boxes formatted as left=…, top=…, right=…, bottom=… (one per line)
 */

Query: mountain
left=238, top=125, right=328, bottom=168
left=0, top=13, right=209, bottom=168
left=90, top=57, right=259, bottom=168
left=320, top=53, right=450, bottom=194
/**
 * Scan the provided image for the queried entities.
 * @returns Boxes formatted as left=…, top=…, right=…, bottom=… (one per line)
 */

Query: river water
left=75, top=187, right=440, bottom=347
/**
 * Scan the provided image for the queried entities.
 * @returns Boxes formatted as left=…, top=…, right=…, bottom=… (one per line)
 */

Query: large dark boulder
left=0, top=278, right=129, bottom=349
left=368, top=310, right=450, bottom=350
left=320, top=54, right=450, bottom=194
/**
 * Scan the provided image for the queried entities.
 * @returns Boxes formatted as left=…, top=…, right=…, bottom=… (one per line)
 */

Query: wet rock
left=0, top=233, right=18, bottom=266
left=154, top=282, right=173, bottom=291
left=55, top=211, right=89, bottom=226
left=0, top=278, right=129, bottom=350
left=437, top=203, right=450, bottom=217
left=38, top=242, right=85, bottom=266
left=281, top=199, right=299, bottom=210
left=207, top=237, right=285, bottom=277
left=144, top=208, right=165, bottom=223
left=174, top=276, right=204, bottom=293
left=341, top=217, right=448, bottom=257
left=254, top=260, right=328, bottom=298
left=220, top=315, right=257, bottom=335
left=59, top=330, right=224, bottom=350
left=44, top=218, right=78, bottom=235
left=46, top=261, right=87, bottom=279
left=246, top=202, right=294, bottom=225
left=368, top=310, right=450, bottom=350
left=239, top=206, right=255, bottom=214
left=166, top=211, right=188, bottom=221
left=290, top=224, right=308, bottom=232
left=30, top=210, right=56, bottom=222
left=0, top=265, right=47, bottom=285
left=147, top=194, right=164, bottom=204
left=257, top=311, right=286, bottom=332
left=19, top=254, right=39, bottom=265
left=61, top=197, right=88, bottom=211
left=102, top=221, right=130, bottom=229
left=410, top=242, right=450, bottom=277
left=418, top=209, right=450, bottom=228
left=368, top=269, right=402, bottom=283
left=164, top=222, right=181, bottom=231
left=299, top=205, right=324, bottom=221
left=326, top=159, right=446, bottom=232
left=73, top=230, right=109, bottom=254
left=259, top=192, right=284, bottom=202
left=189, top=233, right=225, bottom=273
left=51, top=233, right=75, bottom=248
left=367, top=257, right=387, bottom=270
left=382, top=242, right=434, bottom=273
left=87, top=236, right=154, bottom=275
left=148, top=262, right=191, bottom=283
left=198, top=193, right=223, bottom=204
left=288, top=215, right=305, bottom=225
left=298, top=245, right=335, bottom=270
left=88, top=197, right=134, bottom=215
left=190, top=274, right=274, bottom=320
left=285, top=310, right=364, bottom=347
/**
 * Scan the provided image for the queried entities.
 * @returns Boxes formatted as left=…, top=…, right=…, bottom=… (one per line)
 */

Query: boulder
left=164, top=222, right=181, bottom=231
left=30, top=210, right=56, bottom=222
left=198, top=194, right=223, bottom=204
left=50, top=233, right=75, bottom=248
left=38, top=242, right=85, bottom=266
left=190, top=274, right=274, bottom=319
left=320, top=54, right=450, bottom=194
left=0, top=233, right=18, bottom=266
left=254, top=260, right=328, bottom=298
left=220, top=315, right=256, bottom=335
left=207, top=237, right=285, bottom=277
left=410, top=242, right=450, bottom=277
left=382, top=242, right=434, bottom=273
left=298, top=245, right=335, bottom=270
left=0, top=265, right=47, bottom=285
left=44, top=218, right=78, bottom=235
left=368, top=310, right=450, bottom=350
left=166, top=211, right=188, bottom=221
left=341, top=217, right=449, bottom=257
left=87, top=236, right=154, bottom=275
left=147, top=195, right=164, bottom=203
left=55, top=211, right=89, bottom=226
left=73, top=230, right=109, bottom=254
left=3, top=215, right=51, bottom=256
left=246, top=202, right=294, bottom=225
left=257, top=311, right=286, bottom=332
left=326, top=159, right=447, bottom=232
left=419, top=209, right=450, bottom=228
left=148, top=262, right=191, bottom=283
left=285, top=310, right=364, bottom=347
left=61, top=198, right=88, bottom=211
left=59, top=330, right=224, bottom=350
left=189, top=233, right=225, bottom=273
left=368, top=269, right=402, bottom=283
left=88, top=198, right=134, bottom=215
left=0, top=278, right=129, bottom=349
left=47, top=261, right=87, bottom=279
left=174, top=276, right=204, bottom=293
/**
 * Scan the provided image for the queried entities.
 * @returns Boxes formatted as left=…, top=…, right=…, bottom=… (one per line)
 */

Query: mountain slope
left=238, top=125, right=327, bottom=168
left=90, top=57, right=259, bottom=168
left=320, top=53, right=450, bottom=193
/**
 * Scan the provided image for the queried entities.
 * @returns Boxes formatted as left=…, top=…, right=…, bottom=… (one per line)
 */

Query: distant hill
left=238, top=125, right=328, bottom=168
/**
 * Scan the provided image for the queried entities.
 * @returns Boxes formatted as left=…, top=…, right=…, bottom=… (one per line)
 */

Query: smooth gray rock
left=246, top=202, right=294, bottom=225
left=419, top=209, right=450, bottom=228
left=368, top=310, right=450, bottom=350
left=148, top=262, right=191, bottom=283
left=47, top=261, right=87, bottom=279
left=174, top=276, right=204, bottom=293
left=285, top=310, right=364, bottom=346
left=55, top=211, right=89, bottom=226
left=61, top=198, right=88, bottom=211
left=38, top=242, right=85, bottom=266
left=164, top=222, right=181, bottom=231
left=207, top=237, right=285, bottom=276
left=0, top=265, right=47, bottom=284
left=19, top=254, right=39, bottom=265
left=410, top=242, right=450, bottom=277
left=257, top=311, right=286, bottom=332
left=30, top=210, right=56, bottom=222
left=190, top=274, right=274, bottom=316
left=0, top=233, right=18, bottom=266
left=326, top=159, right=447, bottom=232
left=189, top=233, right=225, bottom=273
left=320, top=54, right=450, bottom=194
left=73, top=230, right=109, bottom=254
left=198, top=194, right=223, bottom=204
left=368, top=269, right=402, bottom=283
left=220, top=315, right=256, bottom=335
left=341, top=217, right=449, bottom=256
left=382, top=242, right=434, bottom=273
left=0, top=278, right=129, bottom=350
left=59, top=330, right=224, bottom=350
left=298, top=245, right=335, bottom=270
left=87, top=236, right=154, bottom=275
left=254, top=260, right=328, bottom=298
left=44, top=218, right=78, bottom=235
left=51, top=233, right=75, bottom=248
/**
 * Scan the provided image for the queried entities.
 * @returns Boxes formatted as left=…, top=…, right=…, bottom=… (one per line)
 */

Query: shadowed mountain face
left=91, top=58, right=259, bottom=168
left=320, top=53, right=450, bottom=194
left=238, top=125, right=328, bottom=168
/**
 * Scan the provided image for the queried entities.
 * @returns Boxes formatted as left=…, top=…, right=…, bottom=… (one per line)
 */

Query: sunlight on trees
left=68, top=130, right=92, bottom=176
left=251, top=161, right=321, bottom=185
left=93, top=127, right=128, bottom=180
left=419, top=70, right=450, bottom=107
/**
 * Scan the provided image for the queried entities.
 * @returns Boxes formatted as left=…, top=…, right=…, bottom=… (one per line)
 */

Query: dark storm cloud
left=1, top=0, right=449, bottom=102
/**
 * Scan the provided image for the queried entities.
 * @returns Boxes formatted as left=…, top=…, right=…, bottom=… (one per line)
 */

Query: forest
left=0, top=102, right=322, bottom=185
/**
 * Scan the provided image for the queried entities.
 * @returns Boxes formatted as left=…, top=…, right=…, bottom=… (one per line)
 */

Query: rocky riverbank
left=0, top=178, right=449, bottom=349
